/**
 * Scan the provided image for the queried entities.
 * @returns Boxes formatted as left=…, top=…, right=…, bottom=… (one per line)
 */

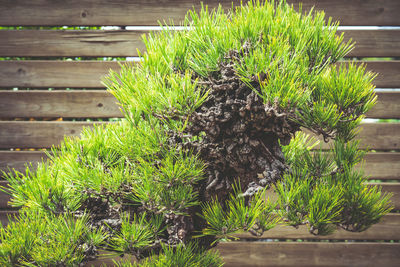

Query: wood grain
left=0, top=90, right=397, bottom=119
left=0, top=60, right=123, bottom=88
left=0, top=121, right=107, bottom=149
left=234, top=213, right=400, bottom=240
left=338, top=30, right=400, bottom=57
left=306, top=122, right=400, bottom=150
left=0, top=0, right=398, bottom=26
left=0, top=122, right=398, bottom=149
left=0, top=90, right=123, bottom=118
left=0, top=60, right=398, bottom=89
left=0, top=30, right=144, bottom=57
left=216, top=242, right=400, bottom=267
left=0, top=181, right=396, bottom=210
left=1, top=30, right=399, bottom=57
left=0, top=151, right=48, bottom=177
left=2, top=152, right=398, bottom=180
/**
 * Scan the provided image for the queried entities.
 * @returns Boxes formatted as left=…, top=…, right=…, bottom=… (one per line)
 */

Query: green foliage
left=115, top=243, right=224, bottom=267
left=0, top=0, right=393, bottom=266
left=200, top=184, right=278, bottom=242
left=0, top=211, right=106, bottom=266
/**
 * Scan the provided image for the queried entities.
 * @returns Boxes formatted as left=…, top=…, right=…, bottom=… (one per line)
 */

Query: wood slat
left=217, top=242, right=400, bottom=267
left=234, top=214, right=400, bottom=240
left=0, top=30, right=144, bottom=57
left=1, top=30, right=399, bottom=57
left=0, top=121, right=106, bottom=149
left=0, top=122, right=398, bottom=149
left=0, top=90, right=123, bottom=118
left=0, top=151, right=48, bottom=176
left=369, top=91, right=400, bottom=119
left=1, top=152, right=398, bottom=180
left=308, top=122, right=400, bottom=150
left=0, top=90, right=397, bottom=119
left=0, top=0, right=399, bottom=26
left=338, top=30, right=400, bottom=57
left=0, top=181, right=396, bottom=210
left=361, top=153, right=400, bottom=180
left=0, top=61, right=123, bottom=88
left=0, top=60, right=398, bottom=89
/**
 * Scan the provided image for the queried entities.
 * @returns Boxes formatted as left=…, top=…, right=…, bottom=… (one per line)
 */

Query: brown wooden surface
left=0, top=30, right=144, bottom=57
left=0, top=151, right=48, bottom=176
left=2, top=151, right=398, bottom=180
left=0, top=122, right=398, bottom=149
left=234, top=213, right=400, bottom=240
left=0, top=90, right=123, bottom=118
left=217, top=242, right=400, bottom=267
left=338, top=30, right=400, bottom=57
left=0, top=60, right=398, bottom=89
left=360, top=153, right=400, bottom=180
left=0, top=0, right=399, bottom=26
left=307, top=122, right=400, bottom=150
left=0, top=121, right=106, bottom=149
left=0, top=60, right=123, bottom=88
left=1, top=30, right=399, bottom=57
left=0, top=90, right=397, bottom=119
left=0, top=182, right=396, bottom=210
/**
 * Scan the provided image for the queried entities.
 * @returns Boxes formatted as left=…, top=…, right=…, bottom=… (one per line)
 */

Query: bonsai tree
left=0, top=1, right=392, bottom=266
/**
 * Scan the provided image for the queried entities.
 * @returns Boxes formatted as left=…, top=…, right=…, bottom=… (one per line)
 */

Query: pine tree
left=0, top=1, right=393, bottom=266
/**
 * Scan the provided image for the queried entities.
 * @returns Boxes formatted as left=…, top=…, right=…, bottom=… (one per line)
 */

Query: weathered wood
left=0, top=61, right=124, bottom=88
left=0, top=151, right=48, bottom=177
left=0, top=180, right=397, bottom=211
left=234, top=213, right=400, bottom=240
left=0, top=30, right=144, bottom=57
left=216, top=242, right=400, bottom=267
left=338, top=30, right=400, bottom=57
left=0, top=90, right=123, bottom=118
left=0, top=122, right=398, bottom=149
left=365, top=61, right=400, bottom=89
left=0, top=60, right=398, bottom=89
left=0, top=121, right=107, bottom=149
left=1, top=30, right=399, bottom=57
left=0, top=90, right=397, bottom=119
left=0, top=0, right=398, bottom=26
left=0, top=210, right=18, bottom=226
left=2, top=152, right=398, bottom=180
left=370, top=91, right=400, bottom=119
left=372, top=183, right=400, bottom=210
left=306, top=122, right=400, bottom=150
left=361, top=153, right=400, bottom=180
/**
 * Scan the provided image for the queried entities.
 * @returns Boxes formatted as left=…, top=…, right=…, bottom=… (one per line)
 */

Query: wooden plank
left=373, top=183, right=400, bottom=210
left=0, top=90, right=396, bottom=119
left=0, top=0, right=398, bottom=26
left=339, top=30, right=400, bottom=58
left=0, top=210, right=18, bottom=226
left=0, top=178, right=397, bottom=211
left=305, top=122, right=400, bottom=150
left=365, top=61, right=400, bottom=89
left=0, top=61, right=122, bottom=88
left=217, top=242, right=400, bottom=267
left=0, top=151, right=48, bottom=177
left=0, top=121, right=107, bottom=149
left=1, top=30, right=399, bottom=57
left=1, top=151, right=399, bottom=180
left=0, top=90, right=123, bottom=118
left=0, top=30, right=144, bottom=57
left=0, top=60, right=398, bottom=89
left=369, top=91, right=400, bottom=119
left=234, top=214, right=400, bottom=240
left=361, top=153, right=400, bottom=180
left=0, top=122, right=398, bottom=149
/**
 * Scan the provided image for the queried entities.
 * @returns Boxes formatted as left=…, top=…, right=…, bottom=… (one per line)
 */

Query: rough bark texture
left=185, top=53, right=300, bottom=203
